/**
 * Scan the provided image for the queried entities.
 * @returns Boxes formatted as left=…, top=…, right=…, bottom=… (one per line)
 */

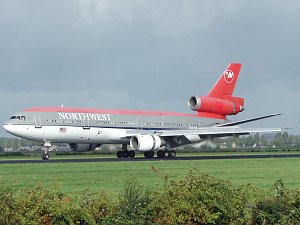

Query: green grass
left=1, top=157, right=300, bottom=196
left=1, top=150, right=300, bottom=160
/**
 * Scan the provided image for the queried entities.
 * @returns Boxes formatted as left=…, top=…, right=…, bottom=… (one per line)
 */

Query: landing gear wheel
left=144, top=151, right=154, bottom=158
left=129, top=150, right=135, bottom=158
left=41, top=153, right=49, bottom=160
left=169, top=150, right=176, bottom=158
left=164, top=151, right=169, bottom=158
left=123, top=151, right=130, bottom=158
left=117, top=151, right=123, bottom=158
left=157, top=150, right=164, bottom=158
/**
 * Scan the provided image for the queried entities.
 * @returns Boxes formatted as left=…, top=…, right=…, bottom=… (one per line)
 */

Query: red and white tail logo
left=223, top=70, right=234, bottom=83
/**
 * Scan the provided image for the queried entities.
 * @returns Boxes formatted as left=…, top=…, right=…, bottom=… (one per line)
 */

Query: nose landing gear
left=41, top=153, right=49, bottom=160
left=41, top=142, right=54, bottom=160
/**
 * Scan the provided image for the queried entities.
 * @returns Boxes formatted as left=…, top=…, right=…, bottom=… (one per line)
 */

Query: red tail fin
left=208, top=63, right=242, bottom=98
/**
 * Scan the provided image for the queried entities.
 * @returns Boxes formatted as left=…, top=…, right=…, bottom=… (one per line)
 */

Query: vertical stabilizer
left=208, top=63, right=242, bottom=98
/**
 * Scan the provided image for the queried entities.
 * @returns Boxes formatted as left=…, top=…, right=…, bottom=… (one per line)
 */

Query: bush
left=105, top=180, right=153, bottom=225
left=78, top=190, right=114, bottom=224
left=253, top=179, right=300, bottom=224
left=1, top=171, right=300, bottom=224
left=0, top=185, right=94, bottom=225
left=148, top=169, right=246, bottom=224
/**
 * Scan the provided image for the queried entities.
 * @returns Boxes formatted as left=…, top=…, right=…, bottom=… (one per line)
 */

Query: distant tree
left=273, top=133, right=284, bottom=148
left=282, top=132, right=289, bottom=147
left=260, top=135, right=269, bottom=147
left=0, top=146, right=4, bottom=152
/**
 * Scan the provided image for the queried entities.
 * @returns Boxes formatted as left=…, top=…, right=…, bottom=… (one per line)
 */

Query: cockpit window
left=10, top=115, right=26, bottom=121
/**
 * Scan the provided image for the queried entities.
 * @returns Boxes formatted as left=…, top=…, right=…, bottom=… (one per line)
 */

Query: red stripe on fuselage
left=24, top=107, right=226, bottom=119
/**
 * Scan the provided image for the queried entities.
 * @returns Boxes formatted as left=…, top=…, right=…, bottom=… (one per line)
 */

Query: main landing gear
left=143, top=150, right=177, bottom=158
left=156, top=150, right=176, bottom=158
left=116, top=144, right=136, bottom=158
left=116, top=145, right=177, bottom=159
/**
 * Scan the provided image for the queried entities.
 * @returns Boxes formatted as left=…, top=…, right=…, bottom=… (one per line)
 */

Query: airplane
left=3, top=63, right=282, bottom=160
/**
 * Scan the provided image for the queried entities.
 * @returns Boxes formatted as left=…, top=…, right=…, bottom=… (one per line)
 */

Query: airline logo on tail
left=223, top=70, right=234, bottom=83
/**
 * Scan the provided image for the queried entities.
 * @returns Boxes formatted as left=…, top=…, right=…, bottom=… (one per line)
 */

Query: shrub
left=105, top=180, right=153, bottom=225
left=78, top=190, right=114, bottom=224
left=253, top=179, right=300, bottom=224
left=148, top=168, right=246, bottom=225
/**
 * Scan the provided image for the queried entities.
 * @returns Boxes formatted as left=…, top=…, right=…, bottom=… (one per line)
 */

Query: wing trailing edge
left=217, top=113, right=282, bottom=127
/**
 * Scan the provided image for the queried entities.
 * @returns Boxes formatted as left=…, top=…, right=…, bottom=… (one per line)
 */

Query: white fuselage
left=3, top=107, right=227, bottom=146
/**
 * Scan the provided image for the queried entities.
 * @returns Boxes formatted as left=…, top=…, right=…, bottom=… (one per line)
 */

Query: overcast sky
left=1, top=0, right=299, bottom=136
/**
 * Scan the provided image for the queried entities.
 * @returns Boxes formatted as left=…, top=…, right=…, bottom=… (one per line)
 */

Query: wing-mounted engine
left=69, top=143, right=101, bottom=152
left=130, top=135, right=164, bottom=152
left=188, top=95, right=244, bottom=116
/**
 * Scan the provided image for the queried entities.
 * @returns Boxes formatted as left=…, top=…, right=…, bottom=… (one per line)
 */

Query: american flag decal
left=59, top=127, right=67, bottom=133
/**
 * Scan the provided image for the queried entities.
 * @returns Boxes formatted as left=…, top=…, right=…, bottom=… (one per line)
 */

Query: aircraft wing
left=217, top=113, right=282, bottom=127
left=125, top=127, right=282, bottom=139
left=156, top=127, right=282, bottom=138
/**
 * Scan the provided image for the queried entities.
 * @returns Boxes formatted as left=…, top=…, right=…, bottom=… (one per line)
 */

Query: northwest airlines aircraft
left=3, top=63, right=281, bottom=160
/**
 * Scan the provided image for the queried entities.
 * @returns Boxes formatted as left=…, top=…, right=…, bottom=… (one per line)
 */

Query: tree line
left=1, top=132, right=300, bottom=152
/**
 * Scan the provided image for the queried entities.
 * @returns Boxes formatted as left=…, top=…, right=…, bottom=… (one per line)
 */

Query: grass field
left=1, top=156, right=300, bottom=196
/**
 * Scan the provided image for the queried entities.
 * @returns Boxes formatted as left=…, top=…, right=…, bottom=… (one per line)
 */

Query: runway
left=1, top=153, right=300, bottom=164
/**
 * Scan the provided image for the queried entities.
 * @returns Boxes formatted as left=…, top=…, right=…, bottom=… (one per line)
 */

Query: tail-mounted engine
left=188, top=95, right=244, bottom=116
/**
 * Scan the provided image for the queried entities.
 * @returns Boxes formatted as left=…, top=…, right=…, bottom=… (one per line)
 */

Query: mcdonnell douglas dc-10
left=3, top=63, right=282, bottom=160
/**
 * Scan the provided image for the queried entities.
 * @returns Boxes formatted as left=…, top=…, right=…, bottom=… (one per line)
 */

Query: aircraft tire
left=143, top=151, right=154, bottom=158
left=157, top=150, right=164, bottom=158
left=41, top=153, right=49, bottom=160
left=164, top=151, right=169, bottom=158
left=117, top=151, right=123, bottom=158
left=129, top=150, right=135, bottom=158
left=123, top=151, right=130, bottom=158
left=169, top=150, right=176, bottom=158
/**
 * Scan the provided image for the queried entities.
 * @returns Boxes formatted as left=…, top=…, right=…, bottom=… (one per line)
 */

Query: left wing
left=125, top=127, right=282, bottom=139
left=156, top=127, right=282, bottom=138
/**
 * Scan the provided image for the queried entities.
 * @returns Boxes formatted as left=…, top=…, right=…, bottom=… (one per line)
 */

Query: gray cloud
left=0, top=0, right=299, bottom=135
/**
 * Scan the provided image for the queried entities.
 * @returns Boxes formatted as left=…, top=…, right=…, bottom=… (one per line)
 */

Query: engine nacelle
left=188, top=96, right=244, bottom=116
left=130, top=135, right=162, bottom=152
left=69, top=143, right=100, bottom=152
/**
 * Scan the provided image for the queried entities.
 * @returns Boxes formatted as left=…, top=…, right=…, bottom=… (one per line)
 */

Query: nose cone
left=3, top=121, right=25, bottom=137
left=3, top=123, right=15, bottom=135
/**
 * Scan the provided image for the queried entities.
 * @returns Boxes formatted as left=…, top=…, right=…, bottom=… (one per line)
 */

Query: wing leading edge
left=125, top=113, right=283, bottom=139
